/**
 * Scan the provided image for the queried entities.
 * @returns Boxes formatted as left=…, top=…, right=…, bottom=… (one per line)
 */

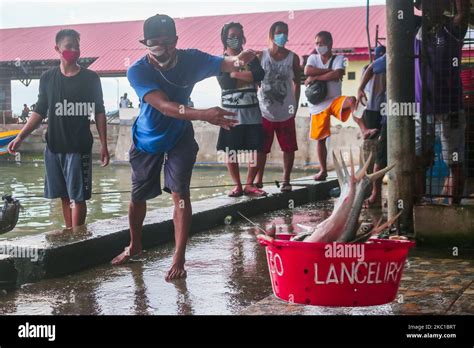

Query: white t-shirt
left=120, top=98, right=130, bottom=108
left=305, top=54, right=345, bottom=115
left=362, top=65, right=374, bottom=96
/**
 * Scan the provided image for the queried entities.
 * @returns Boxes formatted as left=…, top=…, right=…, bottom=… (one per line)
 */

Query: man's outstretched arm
left=220, top=49, right=261, bottom=73
left=143, top=90, right=237, bottom=130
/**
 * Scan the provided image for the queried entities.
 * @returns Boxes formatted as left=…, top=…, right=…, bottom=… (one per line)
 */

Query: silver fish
left=293, top=150, right=396, bottom=243
left=337, top=151, right=395, bottom=242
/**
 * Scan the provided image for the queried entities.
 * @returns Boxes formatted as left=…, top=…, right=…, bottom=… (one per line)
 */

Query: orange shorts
left=310, top=96, right=351, bottom=140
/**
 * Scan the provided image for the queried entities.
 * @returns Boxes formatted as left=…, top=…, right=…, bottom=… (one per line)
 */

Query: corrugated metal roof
left=0, top=5, right=387, bottom=74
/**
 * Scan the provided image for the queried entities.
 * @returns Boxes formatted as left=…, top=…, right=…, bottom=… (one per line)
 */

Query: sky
left=1, top=0, right=386, bottom=114
left=0, top=0, right=386, bottom=29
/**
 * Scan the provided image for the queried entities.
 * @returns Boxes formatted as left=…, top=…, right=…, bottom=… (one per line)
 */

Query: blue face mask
left=274, top=33, right=288, bottom=47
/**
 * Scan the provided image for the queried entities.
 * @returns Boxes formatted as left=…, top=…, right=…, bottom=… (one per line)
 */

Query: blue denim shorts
left=44, top=145, right=92, bottom=202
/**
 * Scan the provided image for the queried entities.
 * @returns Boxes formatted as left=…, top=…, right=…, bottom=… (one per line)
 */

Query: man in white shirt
left=120, top=93, right=130, bottom=108
left=304, top=31, right=356, bottom=181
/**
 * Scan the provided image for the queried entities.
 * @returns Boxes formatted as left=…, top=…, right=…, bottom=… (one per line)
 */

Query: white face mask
left=148, top=49, right=178, bottom=70
left=148, top=45, right=166, bottom=57
left=316, top=45, right=329, bottom=55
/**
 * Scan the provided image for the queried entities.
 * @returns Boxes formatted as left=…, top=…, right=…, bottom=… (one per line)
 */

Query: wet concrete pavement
left=1, top=199, right=472, bottom=315
left=0, top=177, right=337, bottom=286
left=0, top=202, right=334, bottom=315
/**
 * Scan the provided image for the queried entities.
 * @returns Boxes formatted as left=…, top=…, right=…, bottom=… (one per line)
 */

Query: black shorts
left=375, top=122, right=387, bottom=167
left=216, top=124, right=264, bottom=152
left=363, top=110, right=382, bottom=130
left=129, top=123, right=199, bottom=202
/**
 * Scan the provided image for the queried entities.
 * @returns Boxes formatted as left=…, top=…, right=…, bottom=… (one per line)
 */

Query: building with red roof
left=0, top=6, right=386, bottom=75
left=0, top=5, right=389, bottom=115
left=0, top=5, right=471, bottom=116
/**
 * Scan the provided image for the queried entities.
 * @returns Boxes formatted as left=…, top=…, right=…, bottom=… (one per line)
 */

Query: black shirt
left=35, top=66, right=105, bottom=153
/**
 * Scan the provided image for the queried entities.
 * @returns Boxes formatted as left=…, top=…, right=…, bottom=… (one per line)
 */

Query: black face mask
left=226, top=37, right=243, bottom=50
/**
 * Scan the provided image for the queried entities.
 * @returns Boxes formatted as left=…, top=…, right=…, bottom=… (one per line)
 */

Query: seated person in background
left=19, top=104, right=30, bottom=123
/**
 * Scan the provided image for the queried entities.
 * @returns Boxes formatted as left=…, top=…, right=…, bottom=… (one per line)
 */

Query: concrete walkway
left=1, top=182, right=472, bottom=316
left=0, top=175, right=338, bottom=288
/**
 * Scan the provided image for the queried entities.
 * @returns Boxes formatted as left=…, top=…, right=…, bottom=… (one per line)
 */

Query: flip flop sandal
left=280, top=182, right=292, bottom=192
left=228, top=187, right=244, bottom=197
left=244, top=187, right=267, bottom=197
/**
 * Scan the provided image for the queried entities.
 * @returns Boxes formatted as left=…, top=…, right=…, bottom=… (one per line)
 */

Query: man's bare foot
left=313, top=171, right=327, bottom=181
left=166, top=255, right=187, bottom=282
left=362, top=128, right=379, bottom=140
left=111, top=246, right=142, bottom=266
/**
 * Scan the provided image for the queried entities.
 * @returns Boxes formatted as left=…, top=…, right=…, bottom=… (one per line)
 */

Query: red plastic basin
left=258, top=234, right=415, bottom=307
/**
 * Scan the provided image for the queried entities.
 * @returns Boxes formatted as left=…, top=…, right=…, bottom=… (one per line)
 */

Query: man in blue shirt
left=112, top=14, right=259, bottom=281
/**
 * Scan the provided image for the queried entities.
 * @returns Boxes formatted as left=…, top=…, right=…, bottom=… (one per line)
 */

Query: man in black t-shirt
left=8, top=29, right=109, bottom=231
